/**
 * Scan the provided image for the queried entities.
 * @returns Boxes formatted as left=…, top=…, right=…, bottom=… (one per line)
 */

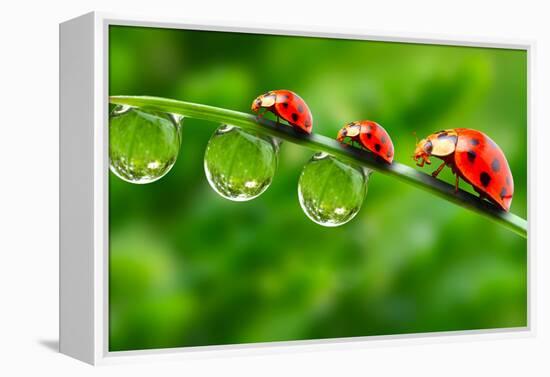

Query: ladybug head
left=251, top=96, right=262, bottom=113
left=337, top=127, right=347, bottom=143
left=337, top=122, right=361, bottom=143
left=251, top=92, right=276, bottom=113
left=413, top=138, right=433, bottom=167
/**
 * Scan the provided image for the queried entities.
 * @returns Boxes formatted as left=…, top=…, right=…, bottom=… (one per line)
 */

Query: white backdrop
left=0, top=0, right=548, bottom=375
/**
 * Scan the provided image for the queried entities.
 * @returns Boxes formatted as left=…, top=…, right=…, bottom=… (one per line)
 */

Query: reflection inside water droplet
left=298, top=153, right=369, bottom=227
left=204, top=125, right=279, bottom=201
left=109, top=105, right=183, bottom=184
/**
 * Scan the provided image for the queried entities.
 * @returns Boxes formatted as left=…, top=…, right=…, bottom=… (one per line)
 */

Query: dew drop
left=298, top=152, right=369, bottom=227
left=109, top=106, right=182, bottom=184
left=204, top=125, right=279, bottom=201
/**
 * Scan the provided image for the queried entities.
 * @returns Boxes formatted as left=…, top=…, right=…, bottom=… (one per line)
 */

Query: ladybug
left=413, top=128, right=514, bottom=211
left=251, top=90, right=313, bottom=134
left=337, top=120, right=395, bottom=163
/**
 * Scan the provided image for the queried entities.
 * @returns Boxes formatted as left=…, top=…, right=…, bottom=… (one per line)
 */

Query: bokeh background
left=108, top=25, right=527, bottom=351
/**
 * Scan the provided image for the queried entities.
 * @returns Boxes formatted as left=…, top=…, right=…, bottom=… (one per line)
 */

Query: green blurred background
left=108, top=25, right=527, bottom=351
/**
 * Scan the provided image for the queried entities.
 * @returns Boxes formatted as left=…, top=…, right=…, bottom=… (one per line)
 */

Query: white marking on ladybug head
left=260, top=94, right=276, bottom=108
left=430, top=133, right=457, bottom=156
left=346, top=124, right=361, bottom=137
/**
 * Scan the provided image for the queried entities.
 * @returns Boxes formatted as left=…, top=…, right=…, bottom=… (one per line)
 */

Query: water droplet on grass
left=298, top=152, right=369, bottom=227
left=204, top=125, right=279, bottom=201
left=109, top=106, right=182, bottom=184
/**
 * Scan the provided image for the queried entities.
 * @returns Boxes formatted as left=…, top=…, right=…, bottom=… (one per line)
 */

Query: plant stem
left=110, top=95, right=528, bottom=239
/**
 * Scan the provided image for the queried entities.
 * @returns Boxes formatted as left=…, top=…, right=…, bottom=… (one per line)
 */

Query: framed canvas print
left=59, top=12, right=532, bottom=365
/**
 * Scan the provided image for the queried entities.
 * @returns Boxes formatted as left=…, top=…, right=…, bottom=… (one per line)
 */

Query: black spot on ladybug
left=467, top=150, right=476, bottom=162
left=366, top=133, right=372, bottom=139
left=480, top=172, right=491, bottom=187
left=297, top=104, right=304, bottom=113
left=437, top=132, right=448, bottom=138
left=375, top=144, right=381, bottom=152
left=491, top=158, right=501, bottom=172
left=282, top=102, right=289, bottom=108
left=283, top=94, right=290, bottom=100
left=291, top=113, right=299, bottom=122
left=506, top=176, right=511, bottom=186
left=381, top=135, right=387, bottom=144
left=386, top=150, right=392, bottom=158
left=500, top=187, right=507, bottom=199
left=469, top=138, right=479, bottom=146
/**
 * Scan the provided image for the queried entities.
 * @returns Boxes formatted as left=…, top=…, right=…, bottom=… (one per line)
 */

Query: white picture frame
left=59, top=11, right=534, bottom=365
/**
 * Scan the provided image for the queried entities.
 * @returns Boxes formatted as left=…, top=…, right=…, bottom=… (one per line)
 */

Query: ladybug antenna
left=412, top=131, right=418, bottom=144
left=411, top=131, right=419, bottom=159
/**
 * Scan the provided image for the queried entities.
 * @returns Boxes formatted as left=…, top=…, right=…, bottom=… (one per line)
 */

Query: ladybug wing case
left=358, top=121, right=394, bottom=163
left=273, top=90, right=313, bottom=133
left=453, top=129, right=514, bottom=211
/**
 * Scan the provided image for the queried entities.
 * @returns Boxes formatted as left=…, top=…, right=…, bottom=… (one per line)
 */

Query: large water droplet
left=298, top=152, right=369, bottom=227
left=204, top=125, right=279, bottom=201
left=109, top=105, right=182, bottom=184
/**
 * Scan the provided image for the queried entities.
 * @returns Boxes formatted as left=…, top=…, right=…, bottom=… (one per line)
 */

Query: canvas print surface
left=108, top=25, right=527, bottom=352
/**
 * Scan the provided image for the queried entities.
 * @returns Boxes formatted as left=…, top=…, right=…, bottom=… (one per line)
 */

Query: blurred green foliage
left=108, top=26, right=527, bottom=351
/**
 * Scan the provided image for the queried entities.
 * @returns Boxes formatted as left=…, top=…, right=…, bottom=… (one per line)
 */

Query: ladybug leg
left=431, top=162, right=446, bottom=178
left=256, top=108, right=267, bottom=120
left=454, top=174, right=460, bottom=193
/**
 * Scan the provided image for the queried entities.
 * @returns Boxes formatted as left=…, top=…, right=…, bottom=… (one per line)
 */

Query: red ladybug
left=337, top=120, right=395, bottom=164
left=251, top=90, right=313, bottom=134
left=413, top=128, right=514, bottom=211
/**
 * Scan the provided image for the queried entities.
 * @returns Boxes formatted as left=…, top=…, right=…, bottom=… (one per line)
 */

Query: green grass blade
left=110, top=95, right=528, bottom=239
